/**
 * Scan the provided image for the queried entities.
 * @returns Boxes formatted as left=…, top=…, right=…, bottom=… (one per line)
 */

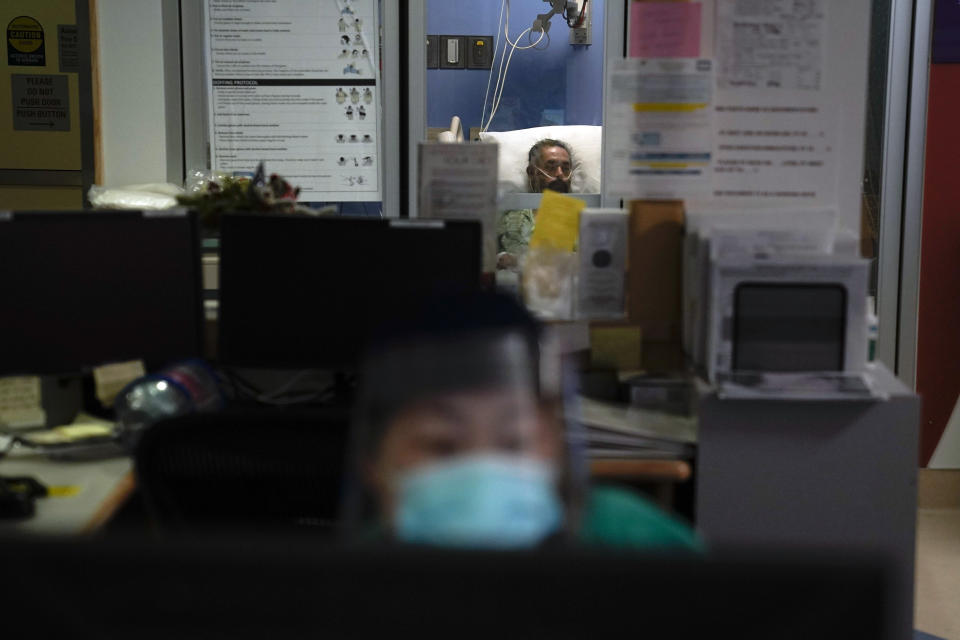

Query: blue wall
left=426, top=0, right=604, bottom=135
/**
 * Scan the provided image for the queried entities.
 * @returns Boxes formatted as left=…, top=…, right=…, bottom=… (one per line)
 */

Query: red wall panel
left=917, top=64, right=960, bottom=465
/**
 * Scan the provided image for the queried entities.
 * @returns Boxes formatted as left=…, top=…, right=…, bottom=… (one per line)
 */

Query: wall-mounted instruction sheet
left=707, top=0, right=835, bottom=205
left=604, top=57, right=714, bottom=199
left=204, top=0, right=381, bottom=202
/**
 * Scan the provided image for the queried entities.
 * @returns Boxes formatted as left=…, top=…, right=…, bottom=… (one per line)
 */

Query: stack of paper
left=574, top=395, right=697, bottom=459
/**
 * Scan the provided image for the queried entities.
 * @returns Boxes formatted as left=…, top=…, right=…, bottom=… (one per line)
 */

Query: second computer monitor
left=0, top=210, right=203, bottom=376
left=217, top=214, right=482, bottom=370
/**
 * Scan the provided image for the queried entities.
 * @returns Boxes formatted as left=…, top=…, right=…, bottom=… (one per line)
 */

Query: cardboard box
left=626, top=201, right=685, bottom=342
left=641, top=341, right=686, bottom=373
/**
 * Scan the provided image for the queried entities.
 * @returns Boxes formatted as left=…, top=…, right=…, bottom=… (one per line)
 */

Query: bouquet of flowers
left=177, top=162, right=326, bottom=230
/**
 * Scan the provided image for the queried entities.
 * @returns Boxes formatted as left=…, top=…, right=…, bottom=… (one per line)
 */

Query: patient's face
left=529, top=146, right=572, bottom=193
left=368, top=386, right=559, bottom=517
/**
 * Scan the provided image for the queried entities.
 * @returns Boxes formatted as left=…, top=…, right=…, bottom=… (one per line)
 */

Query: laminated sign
left=11, top=74, right=70, bottom=131
left=57, top=25, right=79, bottom=73
left=7, top=16, right=45, bottom=66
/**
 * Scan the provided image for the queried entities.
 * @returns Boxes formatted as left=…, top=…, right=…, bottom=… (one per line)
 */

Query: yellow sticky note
left=23, top=422, right=115, bottom=445
left=529, top=189, right=585, bottom=252
left=55, top=423, right=115, bottom=439
left=590, top=325, right=643, bottom=371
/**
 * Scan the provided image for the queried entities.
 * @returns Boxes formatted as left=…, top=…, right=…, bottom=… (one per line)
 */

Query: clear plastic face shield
left=343, top=326, right=586, bottom=549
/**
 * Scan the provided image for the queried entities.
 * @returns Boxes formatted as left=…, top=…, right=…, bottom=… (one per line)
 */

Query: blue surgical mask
left=393, top=455, right=563, bottom=549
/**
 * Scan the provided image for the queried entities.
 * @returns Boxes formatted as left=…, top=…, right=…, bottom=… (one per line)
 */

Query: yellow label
left=529, top=189, right=585, bottom=252
left=47, top=485, right=81, bottom=498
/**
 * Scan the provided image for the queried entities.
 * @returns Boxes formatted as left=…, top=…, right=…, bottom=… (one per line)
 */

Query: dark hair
left=527, top=138, right=573, bottom=168
left=357, top=291, right=544, bottom=456
left=365, top=290, right=542, bottom=364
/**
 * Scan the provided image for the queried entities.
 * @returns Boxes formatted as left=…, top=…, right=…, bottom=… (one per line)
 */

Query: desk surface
left=590, top=458, right=691, bottom=481
left=0, top=449, right=133, bottom=535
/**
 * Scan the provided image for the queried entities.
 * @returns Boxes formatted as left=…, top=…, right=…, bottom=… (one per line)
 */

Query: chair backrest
left=134, top=407, right=351, bottom=533
left=0, top=537, right=893, bottom=640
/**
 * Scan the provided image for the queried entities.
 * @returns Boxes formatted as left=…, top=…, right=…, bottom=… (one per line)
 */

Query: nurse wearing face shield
left=342, top=292, right=701, bottom=551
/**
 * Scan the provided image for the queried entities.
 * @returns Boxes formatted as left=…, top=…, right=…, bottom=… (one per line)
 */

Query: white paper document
left=716, top=0, right=824, bottom=91
left=585, top=430, right=693, bottom=458
left=418, top=142, right=499, bottom=271
left=701, top=0, right=836, bottom=208
left=204, top=0, right=381, bottom=201
left=576, top=395, right=698, bottom=445
left=0, top=375, right=45, bottom=430
left=716, top=371, right=887, bottom=402
left=605, top=58, right=714, bottom=199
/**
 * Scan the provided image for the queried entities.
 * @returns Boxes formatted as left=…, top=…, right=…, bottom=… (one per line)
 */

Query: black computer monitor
left=217, top=214, right=482, bottom=369
left=0, top=537, right=893, bottom=639
left=0, top=210, right=204, bottom=376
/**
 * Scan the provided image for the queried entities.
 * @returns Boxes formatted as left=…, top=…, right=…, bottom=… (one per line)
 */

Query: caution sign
left=7, top=16, right=45, bottom=67
left=11, top=74, right=70, bottom=131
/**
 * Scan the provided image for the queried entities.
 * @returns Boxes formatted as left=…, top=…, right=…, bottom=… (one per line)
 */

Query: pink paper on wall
left=630, top=1, right=702, bottom=58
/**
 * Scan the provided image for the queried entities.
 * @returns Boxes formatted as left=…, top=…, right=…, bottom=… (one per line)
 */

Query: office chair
left=134, top=407, right=351, bottom=534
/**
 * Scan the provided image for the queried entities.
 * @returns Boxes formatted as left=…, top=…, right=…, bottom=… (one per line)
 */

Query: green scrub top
left=580, top=485, right=703, bottom=552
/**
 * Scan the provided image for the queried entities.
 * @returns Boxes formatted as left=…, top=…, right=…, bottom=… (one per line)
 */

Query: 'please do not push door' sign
left=11, top=74, right=70, bottom=131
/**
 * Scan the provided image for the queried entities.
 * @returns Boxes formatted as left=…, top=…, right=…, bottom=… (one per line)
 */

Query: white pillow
left=479, top=125, right=602, bottom=195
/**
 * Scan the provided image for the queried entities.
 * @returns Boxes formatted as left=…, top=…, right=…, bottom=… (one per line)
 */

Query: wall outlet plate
left=466, top=35, right=494, bottom=69
left=570, top=26, right=591, bottom=45
left=426, top=35, right=439, bottom=69
left=439, top=35, right=466, bottom=69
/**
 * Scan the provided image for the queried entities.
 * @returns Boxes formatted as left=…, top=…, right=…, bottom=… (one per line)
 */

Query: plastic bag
left=522, top=246, right=577, bottom=321
left=87, top=183, right=184, bottom=210
left=184, top=167, right=232, bottom=195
